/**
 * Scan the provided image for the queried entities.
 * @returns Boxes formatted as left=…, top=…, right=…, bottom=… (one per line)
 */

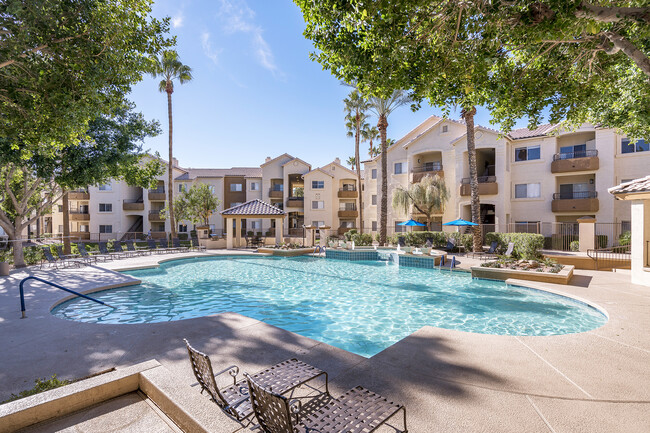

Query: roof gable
left=260, top=153, right=294, bottom=167
left=220, top=199, right=285, bottom=216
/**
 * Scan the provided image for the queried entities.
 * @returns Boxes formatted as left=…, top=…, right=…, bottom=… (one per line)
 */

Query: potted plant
left=0, top=249, right=11, bottom=276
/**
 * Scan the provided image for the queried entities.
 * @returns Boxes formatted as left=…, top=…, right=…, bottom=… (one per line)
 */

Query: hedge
left=485, top=232, right=544, bottom=260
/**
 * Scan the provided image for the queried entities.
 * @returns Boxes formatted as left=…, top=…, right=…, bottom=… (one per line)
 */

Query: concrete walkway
left=0, top=251, right=649, bottom=432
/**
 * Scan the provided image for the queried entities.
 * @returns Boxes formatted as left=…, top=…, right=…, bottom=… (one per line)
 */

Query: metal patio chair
left=158, top=238, right=176, bottom=253
left=184, top=339, right=328, bottom=423
left=245, top=373, right=407, bottom=433
left=113, top=241, right=135, bottom=258
left=172, top=237, right=189, bottom=252
left=125, top=239, right=149, bottom=256
left=98, top=241, right=126, bottom=260
left=191, top=236, right=206, bottom=251
left=78, top=242, right=111, bottom=262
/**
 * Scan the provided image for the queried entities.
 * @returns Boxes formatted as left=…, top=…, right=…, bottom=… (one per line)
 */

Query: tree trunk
left=12, top=221, right=25, bottom=268
left=378, top=114, right=388, bottom=245
left=355, top=110, right=363, bottom=233
left=462, top=107, right=482, bottom=253
left=62, top=190, right=71, bottom=254
left=167, top=87, right=176, bottom=240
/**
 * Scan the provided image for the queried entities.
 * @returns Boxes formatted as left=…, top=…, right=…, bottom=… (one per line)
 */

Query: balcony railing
left=411, top=162, right=443, bottom=173
left=339, top=204, right=358, bottom=211
left=552, top=149, right=598, bottom=161
left=552, top=191, right=598, bottom=200
left=339, top=186, right=357, bottom=192
left=461, top=176, right=496, bottom=184
left=149, top=187, right=165, bottom=193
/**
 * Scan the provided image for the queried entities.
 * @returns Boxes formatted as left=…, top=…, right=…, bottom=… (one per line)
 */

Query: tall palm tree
left=150, top=50, right=192, bottom=239
left=361, top=125, right=380, bottom=158
left=368, top=90, right=412, bottom=245
left=392, top=174, right=449, bottom=230
left=461, top=106, right=482, bottom=252
left=343, top=90, right=369, bottom=233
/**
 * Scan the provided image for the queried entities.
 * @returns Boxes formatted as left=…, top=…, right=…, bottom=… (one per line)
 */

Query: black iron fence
left=552, top=149, right=598, bottom=161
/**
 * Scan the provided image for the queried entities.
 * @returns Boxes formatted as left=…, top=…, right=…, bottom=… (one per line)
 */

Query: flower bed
left=480, top=258, right=564, bottom=273
left=471, top=258, right=574, bottom=284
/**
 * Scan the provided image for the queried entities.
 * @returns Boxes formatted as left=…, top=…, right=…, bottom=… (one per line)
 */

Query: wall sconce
left=589, top=179, right=594, bottom=184
left=417, top=158, right=421, bottom=163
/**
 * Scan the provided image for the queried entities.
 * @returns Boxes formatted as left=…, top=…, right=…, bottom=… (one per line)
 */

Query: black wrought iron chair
left=245, top=373, right=407, bottom=433
left=99, top=241, right=126, bottom=260
left=78, top=242, right=111, bottom=263
left=172, top=237, right=189, bottom=252
left=191, top=236, right=206, bottom=251
left=184, top=339, right=328, bottom=423
left=159, top=238, right=176, bottom=253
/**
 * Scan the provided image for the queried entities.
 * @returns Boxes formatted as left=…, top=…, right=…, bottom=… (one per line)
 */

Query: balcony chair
left=184, top=339, right=328, bottom=423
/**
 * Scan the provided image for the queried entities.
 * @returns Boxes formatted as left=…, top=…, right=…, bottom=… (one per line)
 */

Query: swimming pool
left=51, top=256, right=607, bottom=357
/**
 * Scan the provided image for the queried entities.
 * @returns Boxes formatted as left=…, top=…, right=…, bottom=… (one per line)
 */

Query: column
left=577, top=216, right=596, bottom=252
left=226, top=218, right=233, bottom=249
left=235, top=218, right=241, bottom=248
left=275, top=218, right=283, bottom=245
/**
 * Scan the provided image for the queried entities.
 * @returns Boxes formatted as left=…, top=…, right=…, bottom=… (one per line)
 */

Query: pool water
left=51, top=256, right=607, bottom=357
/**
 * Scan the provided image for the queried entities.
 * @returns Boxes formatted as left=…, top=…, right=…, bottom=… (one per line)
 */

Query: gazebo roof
left=220, top=199, right=285, bottom=217
left=609, top=175, right=650, bottom=200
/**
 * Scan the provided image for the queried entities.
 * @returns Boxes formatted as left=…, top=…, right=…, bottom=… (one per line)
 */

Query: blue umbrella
left=443, top=218, right=478, bottom=226
left=398, top=219, right=426, bottom=227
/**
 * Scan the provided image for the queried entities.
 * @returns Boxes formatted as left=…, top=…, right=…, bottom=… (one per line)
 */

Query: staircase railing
left=19, top=276, right=115, bottom=318
left=586, top=245, right=631, bottom=270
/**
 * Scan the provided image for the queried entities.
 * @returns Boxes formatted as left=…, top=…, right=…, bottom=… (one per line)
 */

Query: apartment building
left=362, top=116, right=650, bottom=237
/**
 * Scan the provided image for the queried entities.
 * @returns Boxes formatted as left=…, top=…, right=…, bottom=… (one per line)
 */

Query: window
left=231, top=202, right=242, bottom=207
left=394, top=162, right=404, bottom=174
left=272, top=183, right=283, bottom=191
left=178, top=224, right=188, bottom=233
left=98, top=203, right=112, bottom=212
left=514, top=183, right=541, bottom=199
left=442, top=125, right=448, bottom=133
left=559, top=144, right=587, bottom=159
left=251, top=221, right=261, bottom=229
left=371, top=169, right=377, bottom=179
left=98, top=183, right=112, bottom=191
left=178, top=183, right=186, bottom=193
left=79, top=224, right=89, bottom=232
left=622, top=220, right=631, bottom=232
left=395, top=221, right=406, bottom=233
left=312, top=201, right=324, bottom=209
left=58, top=205, right=63, bottom=213
left=99, top=225, right=112, bottom=233
left=273, top=201, right=283, bottom=210
left=312, top=180, right=324, bottom=189
left=312, top=221, right=324, bottom=227
left=372, top=221, right=377, bottom=231
left=371, top=195, right=377, bottom=205
left=621, top=138, right=649, bottom=154
left=515, top=145, right=541, bottom=161
left=250, top=182, right=259, bottom=191
left=341, top=221, right=355, bottom=228
left=58, top=225, right=63, bottom=233
left=230, top=183, right=243, bottom=192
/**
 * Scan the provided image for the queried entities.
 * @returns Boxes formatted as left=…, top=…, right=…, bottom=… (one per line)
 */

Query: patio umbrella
left=442, top=218, right=478, bottom=226
left=398, top=219, right=426, bottom=233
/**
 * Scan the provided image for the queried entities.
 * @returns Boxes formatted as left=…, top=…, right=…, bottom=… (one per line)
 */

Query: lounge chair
left=159, top=238, right=176, bottom=253
left=147, top=239, right=163, bottom=254
left=246, top=373, right=407, bottom=433
left=125, top=239, right=149, bottom=256
left=191, top=236, right=206, bottom=251
left=184, top=339, right=328, bottom=423
left=113, top=241, right=135, bottom=258
left=172, top=237, right=189, bottom=252
left=78, top=243, right=111, bottom=262
left=41, top=247, right=65, bottom=269
left=504, top=242, right=515, bottom=257
left=397, top=236, right=406, bottom=248
left=55, top=245, right=89, bottom=267
left=98, top=241, right=126, bottom=260
left=474, top=241, right=498, bottom=260
left=442, top=240, right=456, bottom=252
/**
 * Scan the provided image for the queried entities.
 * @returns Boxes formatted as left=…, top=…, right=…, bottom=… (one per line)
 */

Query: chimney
left=334, top=157, right=341, bottom=165
left=265, top=156, right=272, bottom=163
left=172, top=157, right=179, bottom=167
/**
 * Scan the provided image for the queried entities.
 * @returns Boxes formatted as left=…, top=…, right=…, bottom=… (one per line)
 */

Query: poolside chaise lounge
left=147, top=239, right=164, bottom=254
left=113, top=241, right=136, bottom=258
left=504, top=242, right=515, bottom=257
left=98, top=241, right=127, bottom=260
left=159, top=238, right=177, bottom=253
left=246, top=373, right=407, bottom=433
left=125, top=239, right=150, bottom=256
left=78, top=243, right=111, bottom=263
left=54, top=245, right=89, bottom=267
left=42, top=247, right=76, bottom=269
left=184, top=339, right=328, bottom=423
left=473, top=241, right=498, bottom=260
left=172, top=237, right=189, bottom=253
left=191, top=236, right=206, bottom=251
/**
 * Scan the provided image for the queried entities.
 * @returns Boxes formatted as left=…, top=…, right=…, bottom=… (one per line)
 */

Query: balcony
left=286, top=197, right=304, bottom=208
left=338, top=226, right=355, bottom=236
left=411, top=163, right=444, bottom=183
left=69, top=211, right=90, bottom=221
left=460, top=176, right=498, bottom=196
left=552, top=191, right=599, bottom=212
left=551, top=150, right=599, bottom=173
left=68, top=190, right=90, bottom=200
left=148, top=210, right=165, bottom=221
left=338, top=187, right=358, bottom=198
left=123, top=200, right=144, bottom=211
left=148, top=188, right=166, bottom=201
left=269, top=188, right=283, bottom=199
left=338, top=204, right=358, bottom=218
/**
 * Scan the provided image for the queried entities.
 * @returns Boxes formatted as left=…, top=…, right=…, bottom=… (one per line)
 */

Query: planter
left=470, top=265, right=574, bottom=285
left=258, top=248, right=314, bottom=257
left=0, top=262, right=10, bottom=276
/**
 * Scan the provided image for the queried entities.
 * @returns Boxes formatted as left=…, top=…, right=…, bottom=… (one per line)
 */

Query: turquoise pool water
left=51, top=256, right=607, bottom=357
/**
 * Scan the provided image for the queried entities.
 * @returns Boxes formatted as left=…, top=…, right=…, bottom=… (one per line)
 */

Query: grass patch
left=1, top=375, right=71, bottom=404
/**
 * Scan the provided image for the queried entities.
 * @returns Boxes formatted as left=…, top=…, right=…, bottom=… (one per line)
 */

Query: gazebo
left=220, top=199, right=286, bottom=249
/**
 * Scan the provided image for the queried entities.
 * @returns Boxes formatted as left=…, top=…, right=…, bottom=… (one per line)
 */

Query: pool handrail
left=19, top=276, right=115, bottom=319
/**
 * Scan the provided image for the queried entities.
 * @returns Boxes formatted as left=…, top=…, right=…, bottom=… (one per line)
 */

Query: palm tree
left=343, top=90, right=369, bottom=233
left=150, top=50, right=192, bottom=239
left=361, top=125, right=380, bottom=158
left=392, top=174, right=449, bottom=230
left=461, top=106, right=482, bottom=252
left=368, top=90, right=412, bottom=245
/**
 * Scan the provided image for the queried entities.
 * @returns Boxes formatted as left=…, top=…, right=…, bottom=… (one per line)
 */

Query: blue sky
left=129, top=0, right=530, bottom=169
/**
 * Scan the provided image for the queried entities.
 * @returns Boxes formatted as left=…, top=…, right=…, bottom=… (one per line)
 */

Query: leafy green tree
left=0, top=0, right=173, bottom=158
left=150, top=50, right=193, bottom=240
left=0, top=105, right=164, bottom=267
left=367, top=91, right=412, bottom=245
left=171, top=183, right=221, bottom=228
left=392, top=174, right=449, bottom=231
left=344, top=89, right=370, bottom=233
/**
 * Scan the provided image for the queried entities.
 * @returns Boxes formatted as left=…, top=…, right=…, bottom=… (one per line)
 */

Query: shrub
left=178, top=233, right=188, bottom=240
left=350, top=232, right=373, bottom=246
left=344, top=229, right=358, bottom=241
left=619, top=231, right=631, bottom=246
left=569, top=240, right=580, bottom=252
left=484, top=232, right=544, bottom=260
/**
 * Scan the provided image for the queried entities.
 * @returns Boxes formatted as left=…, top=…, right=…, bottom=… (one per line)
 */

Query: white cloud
left=218, top=0, right=282, bottom=77
left=172, top=14, right=184, bottom=28
left=201, top=32, right=220, bottom=65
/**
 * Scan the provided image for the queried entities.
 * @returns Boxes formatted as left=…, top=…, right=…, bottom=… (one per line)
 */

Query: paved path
left=0, top=251, right=649, bottom=432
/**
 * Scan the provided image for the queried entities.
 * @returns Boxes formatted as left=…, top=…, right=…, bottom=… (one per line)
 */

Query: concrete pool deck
left=0, top=250, right=649, bottom=432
